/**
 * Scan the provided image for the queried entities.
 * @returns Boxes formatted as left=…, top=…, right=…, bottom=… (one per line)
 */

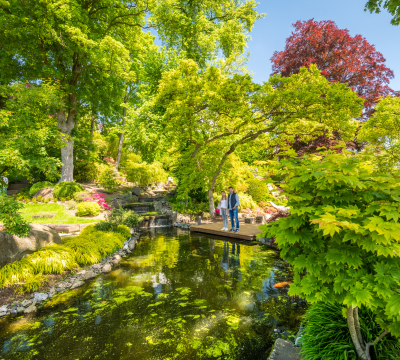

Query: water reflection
left=0, top=227, right=306, bottom=360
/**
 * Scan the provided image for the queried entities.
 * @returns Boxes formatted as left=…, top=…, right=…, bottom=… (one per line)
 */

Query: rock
left=33, top=293, right=49, bottom=302
left=113, top=255, right=121, bottom=260
left=0, top=224, right=62, bottom=267
left=101, top=264, right=112, bottom=273
left=70, top=280, right=85, bottom=290
left=20, top=299, right=33, bottom=307
left=268, top=339, right=300, bottom=360
left=33, top=187, right=54, bottom=199
left=48, top=288, right=57, bottom=298
left=245, top=217, right=255, bottom=224
left=17, top=307, right=25, bottom=313
left=81, top=270, right=96, bottom=280
left=128, top=240, right=136, bottom=251
left=77, top=270, right=86, bottom=275
left=0, top=312, right=7, bottom=317
left=0, top=305, right=8, bottom=312
left=131, top=187, right=142, bottom=197
left=267, top=201, right=290, bottom=213
left=91, top=264, right=102, bottom=271
left=24, top=304, right=37, bottom=314
left=111, top=259, right=120, bottom=265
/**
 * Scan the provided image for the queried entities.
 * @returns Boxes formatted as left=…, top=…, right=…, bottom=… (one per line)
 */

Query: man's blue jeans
left=229, top=208, right=239, bottom=230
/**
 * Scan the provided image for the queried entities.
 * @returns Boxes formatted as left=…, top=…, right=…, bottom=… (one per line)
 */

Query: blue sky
left=151, top=0, right=400, bottom=90
left=246, top=0, right=400, bottom=89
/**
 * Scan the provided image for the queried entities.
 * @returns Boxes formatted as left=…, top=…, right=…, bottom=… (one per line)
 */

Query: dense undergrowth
left=301, top=302, right=400, bottom=360
left=0, top=225, right=130, bottom=292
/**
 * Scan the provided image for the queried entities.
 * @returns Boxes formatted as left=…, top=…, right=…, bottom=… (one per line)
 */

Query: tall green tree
left=0, top=82, right=64, bottom=181
left=155, top=61, right=363, bottom=216
left=359, top=96, right=400, bottom=174
left=365, top=0, right=400, bottom=25
left=0, top=0, right=149, bottom=182
left=149, top=0, right=264, bottom=68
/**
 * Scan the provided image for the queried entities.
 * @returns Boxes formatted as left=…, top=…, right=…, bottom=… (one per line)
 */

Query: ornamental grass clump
left=301, top=302, right=400, bottom=359
left=259, top=147, right=400, bottom=360
left=0, top=226, right=128, bottom=289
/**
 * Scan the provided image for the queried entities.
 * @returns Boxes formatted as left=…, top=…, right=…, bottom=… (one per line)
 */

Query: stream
left=0, top=227, right=306, bottom=360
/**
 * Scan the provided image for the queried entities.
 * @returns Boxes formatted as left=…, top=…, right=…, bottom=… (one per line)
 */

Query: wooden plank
left=190, top=222, right=263, bottom=241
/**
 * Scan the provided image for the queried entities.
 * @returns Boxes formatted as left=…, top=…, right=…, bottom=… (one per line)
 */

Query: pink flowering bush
left=103, top=157, right=115, bottom=165
left=84, top=192, right=111, bottom=210
left=215, top=209, right=220, bottom=216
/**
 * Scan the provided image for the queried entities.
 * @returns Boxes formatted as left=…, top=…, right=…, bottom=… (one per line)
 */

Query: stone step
left=8, top=183, right=29, bottom=190
left=7, top=190, right=19, bottom=196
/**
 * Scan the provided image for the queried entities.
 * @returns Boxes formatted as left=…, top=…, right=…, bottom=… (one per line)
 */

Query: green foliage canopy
left=365, top=0, right=400, bottom=25
left=0, top=82, right=64, bottom=181
left=260, top=149, right=400, bottom=359
left=155, top=60, right=363, bottom=215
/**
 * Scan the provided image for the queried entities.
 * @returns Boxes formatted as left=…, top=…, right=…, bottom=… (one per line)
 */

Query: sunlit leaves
left=261, top=149, right=400, bottom=337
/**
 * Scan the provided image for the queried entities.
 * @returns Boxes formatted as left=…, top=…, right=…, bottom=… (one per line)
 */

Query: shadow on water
left=0, top=227, right=306, bottom=360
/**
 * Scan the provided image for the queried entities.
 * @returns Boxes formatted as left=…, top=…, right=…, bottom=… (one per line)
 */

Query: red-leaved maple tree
left=271, top=19, right=395, bottom=120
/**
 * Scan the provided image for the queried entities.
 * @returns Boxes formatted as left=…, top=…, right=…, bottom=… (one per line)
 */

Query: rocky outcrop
left=33, top=187, right=54, bottom=199
left=0, top=225, right=62, bottom=267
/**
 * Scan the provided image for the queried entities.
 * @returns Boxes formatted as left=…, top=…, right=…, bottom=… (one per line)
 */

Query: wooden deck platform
left=190, top=222, right=262, bottom=241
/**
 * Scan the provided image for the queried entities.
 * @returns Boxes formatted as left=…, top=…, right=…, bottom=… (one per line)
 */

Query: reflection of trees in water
left=0, top=232, right=304, bottom=360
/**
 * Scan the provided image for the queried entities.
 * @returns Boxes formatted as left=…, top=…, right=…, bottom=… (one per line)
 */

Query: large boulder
left=131, top=187, right=142, bottom=197
left=33, top=187, right=54, bottom=199
left=0, top=225, right=62, bottom=267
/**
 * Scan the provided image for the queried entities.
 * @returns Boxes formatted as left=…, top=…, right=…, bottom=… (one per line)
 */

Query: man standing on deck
left=228, top=186, right=240, bottom=233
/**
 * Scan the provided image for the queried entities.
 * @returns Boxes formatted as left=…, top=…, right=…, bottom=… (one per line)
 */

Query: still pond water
left=0, top=228, right=305, bottom=360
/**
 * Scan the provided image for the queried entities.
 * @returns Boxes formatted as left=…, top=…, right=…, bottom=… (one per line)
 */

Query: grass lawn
left=20, top=204, right=103, bottom=224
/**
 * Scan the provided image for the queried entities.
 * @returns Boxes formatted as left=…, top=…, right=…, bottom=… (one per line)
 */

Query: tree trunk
left=90, top=115, right=95, bottom=143
left=115, top=95, right=127, bottom=170
left=60, top=139, right=75, bottom=182
left=347, top=306, right=370, bottom=360
left=57, top=105, right=76, bottom=183
left=208, top=189, right=215, bottom=218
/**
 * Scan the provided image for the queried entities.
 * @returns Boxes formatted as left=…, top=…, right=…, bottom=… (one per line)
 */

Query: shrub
left=37, top=195, right=43, bottom=202
left=74, top=161, right=98, bottom=182
left=123, top=157, right=167, bottom=186
left=76, top=202, right=101, bottom=217
left=53, top=182, right=85, bottom=199
left=106, top=208, right=143, bottom=228
left=301, top=302, right=400, bottom=360
left=66, top=200, right=77, bottom=210
left=0, top=194, right=31, bottom=237
left=31, top=198, right=38, bottom=203
left=97, top=166, right=118, bottom=192
left=73, top=191, right=91, bottom=202
left=52, top=197, right=58, bottom=202
left=114, top=224, right=131, bottom=238
left=237, top=192, right=258, bottom=210
left=29, top=181, right=54, bottom=197
left=260, top=148, right=400, bottom=356
left=246, top=179, right=269, bottom=203
left=93, top=221, right=113, bottom=232
left=44, top=198, right=50, bottom=203
left=12, top=187, right=31, bottom=201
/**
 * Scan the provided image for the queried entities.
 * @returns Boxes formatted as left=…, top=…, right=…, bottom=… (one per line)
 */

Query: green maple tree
left=155, top=61, right=363, bottom=216
left=259, top=147, right=400, bottom=359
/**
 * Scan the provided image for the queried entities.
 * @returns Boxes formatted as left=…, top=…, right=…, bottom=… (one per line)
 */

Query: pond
left=0, top=228, right=306, bottom=360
